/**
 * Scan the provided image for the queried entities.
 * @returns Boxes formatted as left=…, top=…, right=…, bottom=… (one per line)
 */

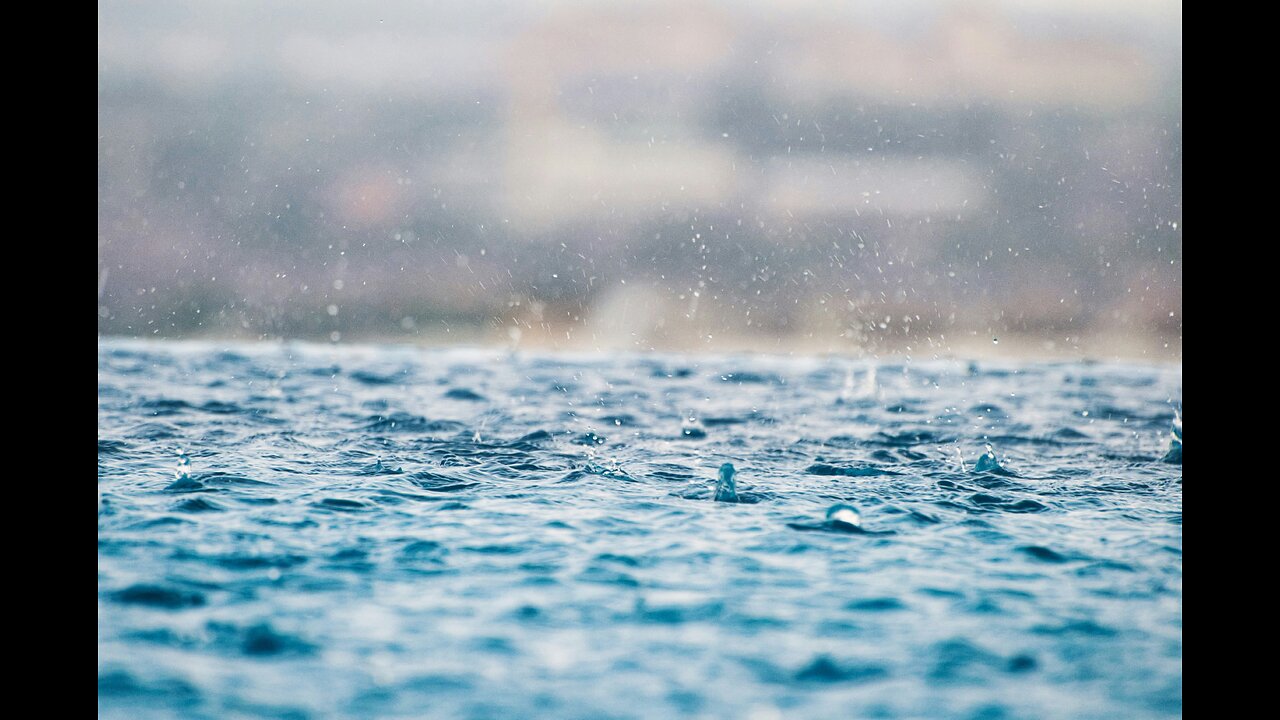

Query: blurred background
left=97, top=0, right=1182, bottom=358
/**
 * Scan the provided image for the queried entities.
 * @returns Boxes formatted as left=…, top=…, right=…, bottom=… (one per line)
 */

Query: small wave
left=579, top=565, right=640, bottom=587
left=363, top=413, right=466, bottom=434
left=635, top=596, right=724, bottom=623
left=408, top=470, right=480, bottom=493
left=208, top=552, right=308, bottom=571
left=1052, top=427, right=1091, bottom=440
left=326, top=547, right=374, bottom=571
left=928, top=639, right=1036, bottom=683
left=508, top=429, right=554, bottom=448
left=194, top=472, right=272, bottom=487
left=718, top=371, right=782, bottom=385
left=111, top=584, right=206, bottom=609
left=313, top=497, right=370, bottom=511
left=129, top=516, right=192, bottom=529
left=969, top=402, right=1006, bottom=415
left=175, top=497, right=223, bottom=513
left=127, top=421, right=182, bottom=440
left=350, top=369, right=409, bottom=385
left=208, top=621, right=315, bottom=657
left=650, top=366, right=694, bottom=379
left=200, top=400, right=244, bottom=415
left=967, top=494, right=1047, bottom=513
left=377, top=489, right=461, bottom=504
left=647, top=464, right=696, bottom=482
left=98, top=439, right=131, bottom=455
left=399, top=540, right=448, bottom=562
left=1017, top=545, right=1070, bottom=563
left=804, top=463, right=898, bottom=477
left=907, top=509, right=942, bottom=524
left=98, top=670, right=200, bottom=702
left=138, top=398, right=191, bottom=416
left=1032, top=620, right=1118, bottom=637
left=846, top=597, right=906, bottom=612
left=882, top=403, right=910, bottom=415
left=164, top=476, right=204, bottom=492
left=793, top=655, right=888, bottom=683
left=871, top=430, right=950, bottom=447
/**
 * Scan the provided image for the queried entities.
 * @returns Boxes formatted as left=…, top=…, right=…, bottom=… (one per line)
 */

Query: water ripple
left=98, top=341, right=1182, bottom=719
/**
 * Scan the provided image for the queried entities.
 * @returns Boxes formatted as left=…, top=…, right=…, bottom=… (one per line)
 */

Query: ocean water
left=98, top=341, right=1183, bottom=719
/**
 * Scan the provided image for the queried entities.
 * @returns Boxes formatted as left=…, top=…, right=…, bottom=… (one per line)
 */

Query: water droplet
left=174, top=450, right=192, bottom=480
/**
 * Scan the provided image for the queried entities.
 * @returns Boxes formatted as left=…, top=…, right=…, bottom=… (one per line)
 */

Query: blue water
left=98, top=341, right=1183, bottom=719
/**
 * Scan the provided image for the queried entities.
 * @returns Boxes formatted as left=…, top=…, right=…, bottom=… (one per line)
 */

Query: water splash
left=1161, top=412, right=1182, bottom=464
left=164, top=449, right=201, bottom=491
left=174, top=450, right=191, bottom=480
left=713, top=463, right=739, bottom=503
left=583, top=458, right=630, bottom=480
left=861, top=367, right=879, bottom=399
left=681, top=415, right=707, bottom=439
left=838, top=366, right=878, bottom=403
left=975, top=444, right=1008, bottom=474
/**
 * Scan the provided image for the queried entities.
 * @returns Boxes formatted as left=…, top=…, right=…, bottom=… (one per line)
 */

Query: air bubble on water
left=825, top=504, right=862, bottom=527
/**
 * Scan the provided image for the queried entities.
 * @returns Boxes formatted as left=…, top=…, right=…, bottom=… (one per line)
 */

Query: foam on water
left=98, top=341, right=1183, bottom=719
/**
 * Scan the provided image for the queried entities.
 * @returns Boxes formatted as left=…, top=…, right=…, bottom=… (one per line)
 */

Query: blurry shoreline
left=97, top=328, right=1181, bottom=363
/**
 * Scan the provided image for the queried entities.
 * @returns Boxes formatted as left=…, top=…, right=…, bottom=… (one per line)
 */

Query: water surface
left=98, top=341, right=1183, bottom=719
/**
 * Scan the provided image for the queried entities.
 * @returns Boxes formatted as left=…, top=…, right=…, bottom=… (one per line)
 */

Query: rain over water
left=98, top=341, right=1182, bottom=719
